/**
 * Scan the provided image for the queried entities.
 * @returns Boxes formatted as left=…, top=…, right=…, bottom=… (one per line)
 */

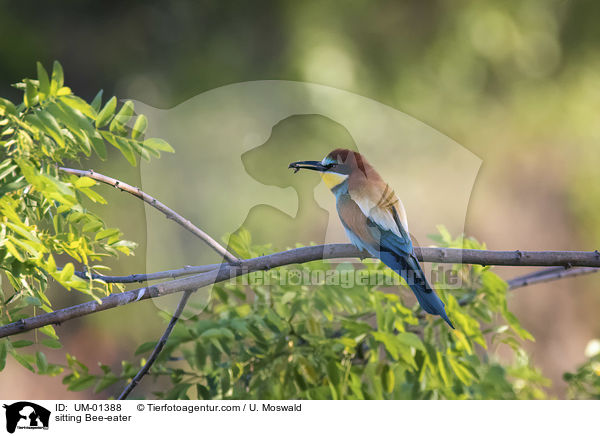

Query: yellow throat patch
left=321, top=172, right=348, bottom=190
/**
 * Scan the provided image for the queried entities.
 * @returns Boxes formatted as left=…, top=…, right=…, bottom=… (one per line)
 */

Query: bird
left=289, top=148, right=454, bottom=328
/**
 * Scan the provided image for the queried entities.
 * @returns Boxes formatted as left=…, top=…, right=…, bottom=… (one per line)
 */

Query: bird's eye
left=326, top=163, right=337, bottom=170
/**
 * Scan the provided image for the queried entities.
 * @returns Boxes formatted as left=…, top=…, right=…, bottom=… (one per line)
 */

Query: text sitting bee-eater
left=289, top=148, right=454, bottom=328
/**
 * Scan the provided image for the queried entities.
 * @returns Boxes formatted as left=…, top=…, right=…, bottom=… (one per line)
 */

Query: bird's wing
left=349, top=179, right=409, bottom=232
left=346, top=180, right=412, bottom=251
left=337, top=190, right=413, bottom=256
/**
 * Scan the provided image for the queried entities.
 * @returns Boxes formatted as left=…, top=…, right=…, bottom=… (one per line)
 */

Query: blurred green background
left=1, top=0, right=599, bottom=398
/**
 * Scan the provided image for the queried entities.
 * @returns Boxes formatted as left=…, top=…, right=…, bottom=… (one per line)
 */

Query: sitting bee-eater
left=289, top=148, right=454, bottom=328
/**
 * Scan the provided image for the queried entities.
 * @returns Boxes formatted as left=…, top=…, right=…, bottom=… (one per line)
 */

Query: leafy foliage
left=564, top=339, right=600, bottom=399
left=0, top=61, right=172, bottom=376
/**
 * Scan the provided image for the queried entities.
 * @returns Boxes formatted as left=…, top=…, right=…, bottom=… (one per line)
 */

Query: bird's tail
left=379, top=251, right=455, bottom=329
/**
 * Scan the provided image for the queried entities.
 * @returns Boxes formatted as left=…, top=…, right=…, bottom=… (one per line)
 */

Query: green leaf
left=113, top=100, right=135, bottom=127
left=131, top=114, right=148, bottom=139
left=11, top=340, right=34, bottom=348
left=0, top=97, right=17, bottom=115
left=89, top=132, right=107, bottom=159
left=437, top=352, right=449, bottom=386
left=60, top=95, right=96, bottom=119
left=139, top=140, right=160, bottom=158
left=78, top=187, right=107, bottom=204
left=36, top=351, right=49, bottom=373
left=38, top=324, right=59, bottom=340
left=81, top=134, right=93, bottom=156
left=165, top=383, right=191, bottom=400
left=436, top=225, right=453, bottom=244
left=91, top=89, right=103, bottom=112
left=448, top=358, right=475, bottom=385
left=100, top=131, right=137, bottom=166
left=50, top=60, right=64, bottom=95
left=36, top=62, right=50, bottom=98
left=0, top=159, right=18, bottom=180
left=201, top=328, right=234, bottom=340
left=41, top=339, right=63, bottom=349
left=115, top=136, right=137, bottom=165
left=5, top=240, right=24, bottom=262
left=129, top=139, right=151, bottom=161
left=5, top=221, right=42, bottom=244
left=396, top=332, right=425, bottom=351
left=326, top=360, right=341, bottom=387
left=95, top=228, right=120, bottom=241
left=96, top=96, right=117, bottom=128
left=36, top=110, right=66, bottom=148
left=0, top=340, right=7, bottom=371
left=382, top=364, right=395, bottom=393
left=57, top=86, right=71, bottom=96
left=74, top=176, right=96, bottom=188
left=135, top=341, right=157, bottom=355
left=82, top=220, right=103, bottom=233
left=68, top=375, right=96, bottom=392
left=12, top=353, right=35, bottom=372
left=60, top=262, right=75, bottom=281
left=52, top=99, right=94, bottom=135
left=94, top=375, right=119, bottom=393
left=66, top=353, right=88, bottom=372
left=24, top=80, right=38, bottom=107
left=372, top=331, right=399, bottom=360
left=502, top=303, right=535, bottom=341
left=8, top=235, right=41, bottom=258
left=44, top=101, right=85, bottom=141
left=0, top=177, right=27, bottom=197
left=23, top=113, right=52, bottom=144
left=144, top=138, right=175, bottom=153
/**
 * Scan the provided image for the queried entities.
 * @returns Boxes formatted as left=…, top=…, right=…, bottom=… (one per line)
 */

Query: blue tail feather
left=341, top=218, right=454, bottom=328
left=379, top=250, right=455, bottom=329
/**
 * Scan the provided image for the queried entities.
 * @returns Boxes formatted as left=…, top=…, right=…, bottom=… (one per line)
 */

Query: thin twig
left=117, top=290, right=193, bottom=400
left=2, top=244, right=600, bottom=339
left=456, top=266, right=599, bottom=306
left=59, top=167, right=239, bottom=264
left=507, top=266, right=598, bottom=289
left=73, top=264, right=219, bottom=283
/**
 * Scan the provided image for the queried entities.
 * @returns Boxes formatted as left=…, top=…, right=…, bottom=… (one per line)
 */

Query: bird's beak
left=288, top=160, right=329, bottom=173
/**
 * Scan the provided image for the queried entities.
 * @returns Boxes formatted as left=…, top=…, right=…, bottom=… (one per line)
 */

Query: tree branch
left=117, top=290, right=193, bottom=400
left=59, top=167, right=239, bottom=264
left=2, top=243, right=600, bottom=339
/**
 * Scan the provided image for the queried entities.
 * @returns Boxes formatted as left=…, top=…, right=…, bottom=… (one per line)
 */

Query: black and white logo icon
left=3, top=402, right=50, bottom=433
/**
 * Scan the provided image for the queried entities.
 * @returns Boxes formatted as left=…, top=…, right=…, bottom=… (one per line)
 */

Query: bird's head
left=289, top=148, right=366, bottom=190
